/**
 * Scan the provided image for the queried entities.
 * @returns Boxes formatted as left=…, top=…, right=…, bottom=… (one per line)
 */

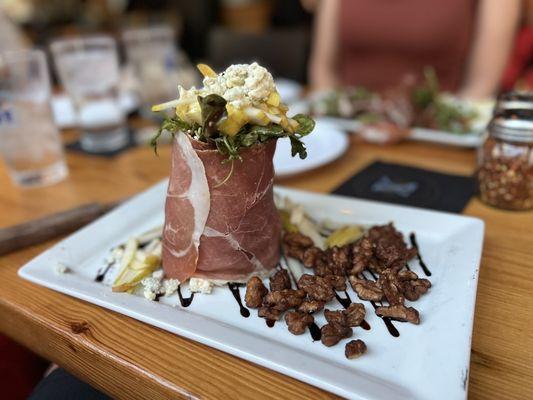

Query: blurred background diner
left=0, top=0, right=532, bottom=398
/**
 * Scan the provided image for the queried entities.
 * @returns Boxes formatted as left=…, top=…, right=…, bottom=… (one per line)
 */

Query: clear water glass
left=0, top=49, right=68, bottom=187
left=123, top=25, right=187, bottom=119
left=51, top=35, right=128, bottom=152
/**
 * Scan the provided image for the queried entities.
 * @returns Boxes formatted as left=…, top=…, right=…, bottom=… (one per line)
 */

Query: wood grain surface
left=0, top=135, right=532, bottom=399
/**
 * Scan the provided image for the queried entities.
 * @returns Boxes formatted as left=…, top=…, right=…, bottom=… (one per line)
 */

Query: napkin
left=333, top=161, right=476, bottom=213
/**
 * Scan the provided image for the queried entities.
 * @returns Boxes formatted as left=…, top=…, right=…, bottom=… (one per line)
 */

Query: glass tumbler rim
left=122, top=24, right=175, bottom=44
left=50, top=34, right=117, bottom=55
left=0, top=48, right=47, bottom=66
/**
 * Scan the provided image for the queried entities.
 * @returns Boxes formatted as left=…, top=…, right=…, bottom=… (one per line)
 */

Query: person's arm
left=309, top=0, right=340, bottom=91
left=460, top=0, right=521, bottom=99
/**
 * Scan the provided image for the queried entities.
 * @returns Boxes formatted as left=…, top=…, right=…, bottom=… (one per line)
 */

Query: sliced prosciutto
left=162, top=134, right=281, bottom=282
left=162, top=132, right=210, bottom=282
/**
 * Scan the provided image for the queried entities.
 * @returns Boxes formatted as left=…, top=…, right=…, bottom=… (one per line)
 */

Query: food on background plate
left=151, top=63, right=315, bottom=282
left=311, top=68, right=479, bottom=138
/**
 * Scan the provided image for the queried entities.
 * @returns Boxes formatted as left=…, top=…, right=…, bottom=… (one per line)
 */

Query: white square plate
left=19, top=181, right=484, bottom=400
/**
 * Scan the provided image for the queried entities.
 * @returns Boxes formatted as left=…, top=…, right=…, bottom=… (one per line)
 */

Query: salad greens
left=151, top=93, right=315, bottom=162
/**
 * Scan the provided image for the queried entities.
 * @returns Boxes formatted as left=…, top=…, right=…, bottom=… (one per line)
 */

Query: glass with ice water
left=51, top=36, right=128, bottom=152
left=0, top=49, right=68, bottom=187
left=123, top=25, right=187, bottom=119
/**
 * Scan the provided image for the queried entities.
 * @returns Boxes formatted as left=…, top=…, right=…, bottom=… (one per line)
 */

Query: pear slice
left=267, top=92, right=280, bottom=107
left=325, top=226, right=364, bottom=248
left=197, top=63, right=217, bottom=78
left=112, top=238, right=158, bottom=292
left=244, top=107, right=270, bottom=125
left=112, top=268, right=154, bottom=292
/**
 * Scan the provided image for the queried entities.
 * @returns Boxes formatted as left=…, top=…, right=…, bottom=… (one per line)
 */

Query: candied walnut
left=368, top=223, right=417, bottom=271
left=344, top=303, right=366, bottom=327
left=314, top=258, right=334, bottom=277
left=269, top=269, right=291, bottom=292
left=324, top=309, right=346, bottom=325
left=375, top=305, right=420, bottom=324
left=285, top=311, right=314, bottom=335
left=345, top=339, right=367, bottom=359
left=397, top=270, right=419, bottom=281
left=283, top=232, right=314, bottom=248
left=348, top=276, right=383, bottom=301
left=349, top=237, right=373, bottom=275
left=320, top=323, right=352, bottom=347
left=298, top=300, right=325, bottom=314
left=297, top=274, right=335, bottom=302
left=263, top=289, right=306, bottom=311
left=368, top=257, right=387, bottom=274
left=285, top=246, right=305, bottom=260
left=258, top=306, right=282, bottom=321
left=325, top=246, right=350, bottom=275
left=377, top=270, right=404, bottom=305
left=324, top=275, right=347, bottom=291
left=402, top=278, right=431, bottom=301
left=302, top=246, right=324, bottom=268
left=284, top=233, right=317, bottom=262
left=245, top=276, right=268, bottom=308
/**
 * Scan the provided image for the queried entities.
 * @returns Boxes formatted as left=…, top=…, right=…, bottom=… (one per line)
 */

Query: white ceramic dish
left=19, top=183, right=484, bottom=400
left=274, top=118, right=349, bottom=177
left=275, top=78, right=303, bottom=104
left=290, top=100, right=486, bottom=148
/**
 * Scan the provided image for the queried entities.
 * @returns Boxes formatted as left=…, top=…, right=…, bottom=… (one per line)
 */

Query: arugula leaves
left=151, top=99, right=316, bottom=161
left=198, top=94, right=227, bottom=138
left=150, top=117, right=193, bottom=155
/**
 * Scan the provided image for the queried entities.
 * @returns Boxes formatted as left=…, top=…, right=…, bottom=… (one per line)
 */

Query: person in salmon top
left=309, top=0, right=522, bottom=99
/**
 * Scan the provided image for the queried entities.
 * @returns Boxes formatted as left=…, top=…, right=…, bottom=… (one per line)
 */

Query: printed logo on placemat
left=370, top=176, right=419, bottom=198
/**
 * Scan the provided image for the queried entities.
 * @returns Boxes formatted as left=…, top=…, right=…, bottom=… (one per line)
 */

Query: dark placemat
left=333, top=161, right=477, bottom=213
left=66, top=129, right=137, bottom=157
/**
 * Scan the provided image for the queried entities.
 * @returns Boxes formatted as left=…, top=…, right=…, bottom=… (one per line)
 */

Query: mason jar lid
left=494, top=91, right=533, bottom=113
left=490, top=109, right=533, bottom=143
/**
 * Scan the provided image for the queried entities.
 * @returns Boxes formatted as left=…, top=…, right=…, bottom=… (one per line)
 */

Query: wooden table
left=0, top=136, right=532, bottom=399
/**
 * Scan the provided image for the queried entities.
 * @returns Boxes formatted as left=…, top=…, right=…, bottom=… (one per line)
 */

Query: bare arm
left=460, top=0, right=521, bottom=99
left=309, top=0, right=340, bottom=91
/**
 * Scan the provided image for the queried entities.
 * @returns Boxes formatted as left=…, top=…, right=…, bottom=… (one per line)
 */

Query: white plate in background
left=274, top=119, right=349, bottom=178
left=275, top=78, right=303, bottom=104
left=19, top=182, right=484, bottom=400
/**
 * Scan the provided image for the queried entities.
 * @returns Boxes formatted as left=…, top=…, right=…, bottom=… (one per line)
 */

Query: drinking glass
left=51, top=35, right=128, bottom=152
left=0, top=49, right=68, bottom=187
left=123, top=25, right=193, bottom=118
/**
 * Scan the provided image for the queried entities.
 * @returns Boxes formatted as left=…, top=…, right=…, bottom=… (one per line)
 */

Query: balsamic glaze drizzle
left=94, top=261, right=113, bottom=282
left=309, top=322, right=322, bottom=341
left=335, top=290, right=371, bottom=330
left=266, top=319, right=275, bottom=328
left=409, top=233, right=432, bottom=276
left=177, top=285, right=195, bottom=307
left=334, top=291, right=352, bottom=309
left=362, top=271, right=400, bottom=337
left=154, top=293, right=163, bottom=302
left=227, top=283, right=250, bottom=317
left=360, top=320, right=371, bottom=331
left=370, top=301, right=400, bottom=337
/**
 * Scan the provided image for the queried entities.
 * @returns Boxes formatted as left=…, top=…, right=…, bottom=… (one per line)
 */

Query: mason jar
left=494, top=91, right=533, bottom=115
left=477, top=110, right=533, bottom=211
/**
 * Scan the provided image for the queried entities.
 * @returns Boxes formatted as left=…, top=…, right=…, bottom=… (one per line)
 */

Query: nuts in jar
left=477, top=110, right=533, bottom=211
